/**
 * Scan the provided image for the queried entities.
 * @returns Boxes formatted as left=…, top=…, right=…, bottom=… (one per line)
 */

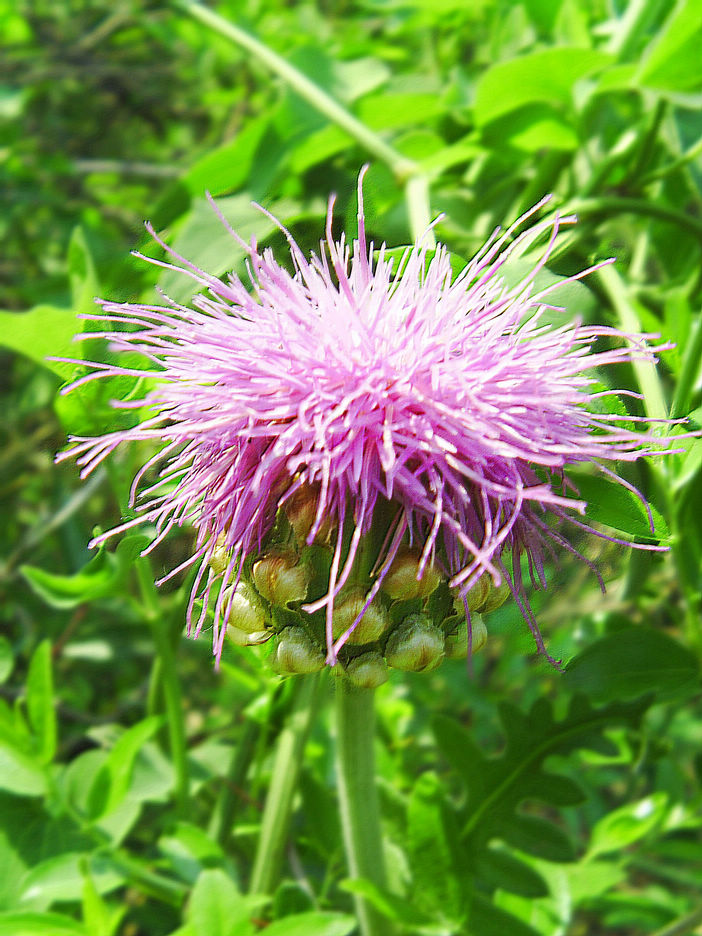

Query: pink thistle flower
left=58, top=170, right=679, bottom=667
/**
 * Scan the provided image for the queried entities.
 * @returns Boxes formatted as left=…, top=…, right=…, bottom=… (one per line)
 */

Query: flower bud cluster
left=211, top=498, right=506, bottom=680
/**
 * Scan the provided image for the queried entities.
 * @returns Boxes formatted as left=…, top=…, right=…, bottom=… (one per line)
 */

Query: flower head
left=59, top=170, right=677, bottom=668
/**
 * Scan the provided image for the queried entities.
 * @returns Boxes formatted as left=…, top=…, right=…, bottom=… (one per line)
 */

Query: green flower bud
left=483, top=579, right=510, bottom=613
left=283, top=483, right=332, bottom=545
left=444, top=614, right=487, bottom=659
left=384, top=613, right=444, bottom=672
left=381, top=547, right=442, bottom=601
left=453, top=575, right=491, bottom=614
left=209, top=534, right=231, bottom=576
left=227, top=625, right=272, bottom=647
left=333, top=587, right=390, bottom=645
left=225, top=581, right=268, bottom=634
left=345, top=651, right=389, bottom=689
left=252, top=550, right=311, bottom=605
left=273, top=626, right=325, bottom=675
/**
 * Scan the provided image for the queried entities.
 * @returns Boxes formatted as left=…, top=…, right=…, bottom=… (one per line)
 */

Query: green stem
left=670, top=316, right=702, bottom=420
left=249, top=674, right=321, bottom=895
left=649, top=905, right=702, bottom=936
left=135, top=558, right=189, bottom=812
left=404, top=174, right=435, bottom=248
left=567, top=196, right=702, bottom=244
left=209, top=716, right=259, bottom=849
left=597, top=263, right=668, bottom=421
left=335, top=680, right=390, bottom=936
left=174, top=0, right=416, bottom=182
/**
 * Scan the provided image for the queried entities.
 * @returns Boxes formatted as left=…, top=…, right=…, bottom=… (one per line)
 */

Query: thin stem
left=174, top=0, right=416, bottom=182
left=209, top=717, right=260, bottom=849
left=597, top=263, right=668, bottom=421
left=135, top=558, right=189, bottom=812
left=249, top=673, right=321, bottom=895
left=650, top=905, right=702, bottom=936
left=670, top=316, right=702, bottom=420
left=335, top=680, right=390, bottom=936
left=567, top=196, right=702, bottom=245
left=404, top=174, right=435, bottom=248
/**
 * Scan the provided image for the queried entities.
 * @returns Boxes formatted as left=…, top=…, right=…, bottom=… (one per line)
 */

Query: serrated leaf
left=563, top=627, right=699, bottom=702
left=495, top=813, right=575, bottom=862
left=474, top=847, right=549, bottom=897
left=469, top=894, right=541, bottom=936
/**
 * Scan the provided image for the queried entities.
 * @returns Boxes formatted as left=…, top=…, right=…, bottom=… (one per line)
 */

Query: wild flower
left=58, top=170, right=676, bottom=668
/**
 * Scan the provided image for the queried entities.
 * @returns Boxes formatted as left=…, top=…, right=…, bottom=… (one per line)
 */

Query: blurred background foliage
left=1, top=0, right=702, bottom=934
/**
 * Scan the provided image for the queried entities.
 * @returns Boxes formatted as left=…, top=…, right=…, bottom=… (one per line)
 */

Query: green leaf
left=433, top=694, right=649, bottom=879
left=636, top=0, right=702, bottom=94
left=469, top=894, right=541, bottom=936
left=473, top=48, right=612, bottom=126
left=68, top=228, right=100, bottom=317
left=0, top=638, right=14, bottom=685
left=25, top=641, right=56, bottom=765
left=0, top=305, right=81, bottom=380
left=186, top=870, right=267, bottom=936
left=566, top=470, right=670, bottom=543
left=407, top=772, right=462, bottom=916
left=0, top=744, right=47, bottom=798
left=563, top=627, right=699, bottom=702
left=340, top=879, right=451, bottom=933
left=263, top=913, right=358, bottom=936
left=86, top=717, right=163, bottom=821
left=588, top=793, right=669, bottom=859
left=495, top=814, right=575, bottom=863
left=0, top=911, right=86, bottom=935
left=21, top=550, right=124, bottom=611
left=19, top=854, right=123, bottom=908
left=474, top=847, right=549, bottom=898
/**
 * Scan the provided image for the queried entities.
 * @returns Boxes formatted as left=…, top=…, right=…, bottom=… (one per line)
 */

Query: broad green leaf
left=157, top=196, right=310, bottom=304
left=566, top=470, right=670, bottom=542
left=0, top=305, right=81, bottom=380
left=357, top=91, right=447, bottom=131
left=180, top=117, right=271, bottom=199
left=86, top=717, right=163, bottom=821
left=186, top=869, right=267, bottom=936
left=25, top=641, right=56, bottom=764
left=588, top=793, right=669, bottom=859
left=263, top=913, right=358, bottom=936
left=0, top=744, right=46, bottom=797
left=81, top=863, right=124, bottom=936
left=563, top=627, right=699, bottom=702
left=0, top=912, right=86, bottom=935
left=636, top=0, right=702, bottom=93
left=19, top=854, right=122, bottom=908
left=474, top=48, right=612, bottom=126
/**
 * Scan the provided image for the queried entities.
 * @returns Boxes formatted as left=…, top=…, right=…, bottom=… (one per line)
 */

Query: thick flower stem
left=249, top=673, right=321, bottom=895
left=335, top=680, right=391, bottom=936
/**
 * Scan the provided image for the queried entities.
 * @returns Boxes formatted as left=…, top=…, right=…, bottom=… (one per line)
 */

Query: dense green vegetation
left=1, top=1, right=701, bottom=934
